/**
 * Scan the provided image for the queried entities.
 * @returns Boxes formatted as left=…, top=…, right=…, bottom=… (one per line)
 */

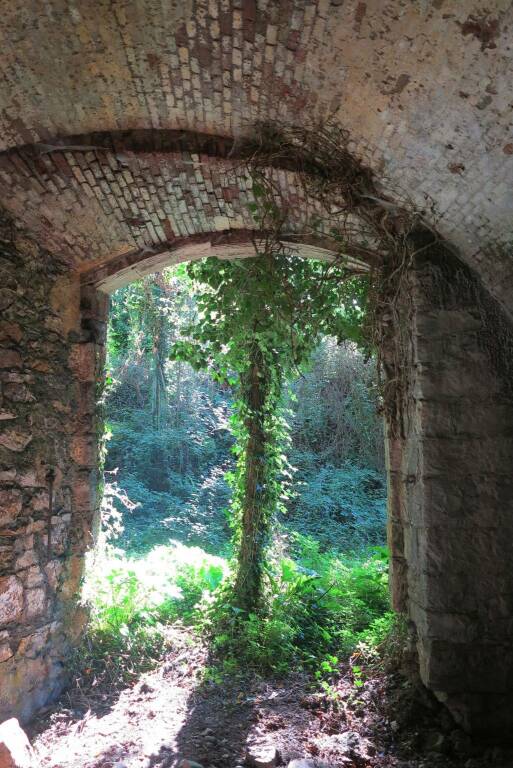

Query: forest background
left=104, top=268, right=386, bottom=557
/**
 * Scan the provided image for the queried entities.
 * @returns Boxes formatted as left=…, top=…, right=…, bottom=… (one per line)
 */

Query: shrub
left=83, top=542, right=228, bottom=631
left=284, top=459, right=386, bottom=551
left=202, top=537, right=394, bottom=675
left=75, top=541, right=229, bottom=687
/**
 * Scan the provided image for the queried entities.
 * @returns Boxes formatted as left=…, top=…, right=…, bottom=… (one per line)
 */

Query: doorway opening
left=35, top=262, right=405, bottom=765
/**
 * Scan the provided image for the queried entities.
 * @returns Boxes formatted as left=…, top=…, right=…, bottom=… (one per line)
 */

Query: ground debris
left=245, top=744, right=279, bottom=767
left=287, top=760, right=333, bottom=768
left=27, top=631, right=513, bottom=768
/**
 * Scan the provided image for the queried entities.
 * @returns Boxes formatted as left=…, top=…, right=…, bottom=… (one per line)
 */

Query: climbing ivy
left=171, top=238, right=366, bottom=611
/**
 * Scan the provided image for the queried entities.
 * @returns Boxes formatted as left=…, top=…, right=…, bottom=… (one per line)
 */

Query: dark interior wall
left=386, top=246, right=513, bottom=733
left=0, top=212, right=107, bottom=722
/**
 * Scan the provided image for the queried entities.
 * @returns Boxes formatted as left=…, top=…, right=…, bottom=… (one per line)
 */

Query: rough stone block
left=68, top=343, right=95, bottom=382
left=0, top=324, right=22, bottom=345
left=0, top=491, right=22, bottom=527
left=49, top=275, right=80, bottom=337
left=15, top=551, right=38, bottom=571
left=0, top=431, right=32, bottom=452
left=415, top=310, right=482, bottom=340
left=415, top=363, right=500, bottom=399
left=0, top=632, right=12, bottom=663
left=420, top=639, right=513, bottom=695
left=24, top=587, right=47, bottom=620
left=71, top=435, right=95, bottom=467
left=3, top=384, right=34, bottom=404
left=422, top=436, right=513, bottom=477
left=60, top=554, right=86, bottom=602
left=16, top=471, right=40, bottom=488
left=30, top=491, right=49, bottom=512
left=45, top=560, right=63, bottom=592
left=71, top=476, right=94, bottom=513
left=17, top=626, right=50, bottom=660
left=0, top=577, right=23, bottom=625
left=0, top=718, right=34, bottom=768
left=49, top=519, right=69, bottom=556
left=0, top=351, right=22, bottom=370
left=24, top=567, right=44, bottom=589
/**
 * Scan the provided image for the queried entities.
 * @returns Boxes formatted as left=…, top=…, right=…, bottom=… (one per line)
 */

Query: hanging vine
left=233, top=120, right=443, bottom=438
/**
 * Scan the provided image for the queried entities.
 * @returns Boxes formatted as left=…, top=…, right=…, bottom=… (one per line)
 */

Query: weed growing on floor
left=207, top=535, right=394, bottom=676
left=71, top=541, right=228, bottom=693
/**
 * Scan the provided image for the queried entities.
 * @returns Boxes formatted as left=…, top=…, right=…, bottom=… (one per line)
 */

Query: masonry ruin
left=1, top=0, right=513, bottom=735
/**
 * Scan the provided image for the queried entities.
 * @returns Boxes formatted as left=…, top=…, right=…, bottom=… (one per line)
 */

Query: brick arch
left=0, top=1, right=512, bottom=306
left=0, top=129, right=355, bottom=270
left=86, top=232, right=364, bottom=294
left=0, top=130, right=271, bottom=270
left=0, top=128, right=372, bottom=286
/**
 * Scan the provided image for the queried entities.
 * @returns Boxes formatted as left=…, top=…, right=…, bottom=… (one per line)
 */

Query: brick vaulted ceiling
left=0, top=1, right=512, bottom=303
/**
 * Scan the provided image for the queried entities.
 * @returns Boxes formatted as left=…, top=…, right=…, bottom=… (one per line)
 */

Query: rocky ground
left=28, top=628, right=513, bottom=768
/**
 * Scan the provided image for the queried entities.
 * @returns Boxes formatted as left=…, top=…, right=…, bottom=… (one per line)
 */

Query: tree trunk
left=234, top=343, right=273, bottom=613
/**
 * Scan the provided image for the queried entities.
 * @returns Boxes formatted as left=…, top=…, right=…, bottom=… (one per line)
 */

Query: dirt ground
left=29, top=628, right=513, bottom=768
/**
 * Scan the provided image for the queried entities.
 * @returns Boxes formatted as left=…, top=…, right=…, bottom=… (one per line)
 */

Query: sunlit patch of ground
left=29, top=626, right=512, bottom=768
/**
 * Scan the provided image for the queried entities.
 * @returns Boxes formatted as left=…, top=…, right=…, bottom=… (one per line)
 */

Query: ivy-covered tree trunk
left=170, top=234, right=365, bottom=618
left=234, top=343, right=273, bottom=612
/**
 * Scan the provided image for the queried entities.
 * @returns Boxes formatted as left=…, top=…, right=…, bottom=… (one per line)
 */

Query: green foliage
left=200, top=536, right=393, bottom=676
left=80, top=535, right=394, bottom=683
left=170, top=254, right=367, bottom=384
left=284, top=461, right=386, bottom=551
left=104, top=269, right=235, bottom=554
left=170, top=250, right=368, bottom=611
left=103, top=268, right=386, bottom=561
left=92, top=261, right=391, bottom=682
left=77, top=541, right=229, bottom=685
left=290, top=337, right=384, bottom=471
left=104, top=395, right=233, bottom=553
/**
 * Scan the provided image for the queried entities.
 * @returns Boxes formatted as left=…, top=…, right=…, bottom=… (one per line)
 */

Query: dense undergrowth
left=78, top=534, right=395, bottom=690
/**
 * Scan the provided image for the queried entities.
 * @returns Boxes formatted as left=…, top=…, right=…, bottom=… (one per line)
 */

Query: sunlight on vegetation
left=169, top=246, right=368, bottom=611
left=81, top=533, right=394, bottom=682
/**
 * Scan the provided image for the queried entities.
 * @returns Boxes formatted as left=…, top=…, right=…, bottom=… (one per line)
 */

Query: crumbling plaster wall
left=0, top=213, right=107, bottom=722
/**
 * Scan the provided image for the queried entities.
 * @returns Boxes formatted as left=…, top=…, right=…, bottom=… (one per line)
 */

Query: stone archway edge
left=81, top=227, right=368, bottom=294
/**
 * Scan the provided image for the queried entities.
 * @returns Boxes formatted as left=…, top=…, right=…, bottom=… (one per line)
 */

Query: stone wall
left=0, top=212, right=107, bottom=722
left=387, top=247, right=513, bottom=733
